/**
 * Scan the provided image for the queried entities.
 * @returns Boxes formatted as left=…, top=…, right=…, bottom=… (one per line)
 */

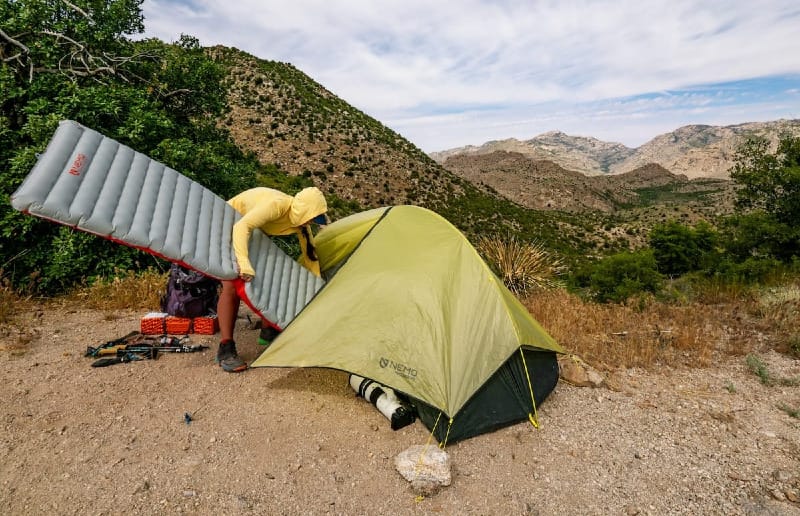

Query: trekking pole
left=122, top=344, right=209, bottom=355
left=88, top=336, right=193, bottom=357
left=84, top=331, right=143, bottom=357
left=91, top=352, right=143, bottom=368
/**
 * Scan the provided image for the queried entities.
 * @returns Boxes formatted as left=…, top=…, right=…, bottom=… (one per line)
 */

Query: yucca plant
left=476, top=235, right=565, bottom=295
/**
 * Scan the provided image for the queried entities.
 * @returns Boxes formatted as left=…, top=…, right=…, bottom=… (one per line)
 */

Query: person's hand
left=239, top=272, right=254, bottom=282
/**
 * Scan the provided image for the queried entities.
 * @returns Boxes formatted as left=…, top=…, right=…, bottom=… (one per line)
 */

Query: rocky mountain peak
left=431, top=119, right=800, bottom=179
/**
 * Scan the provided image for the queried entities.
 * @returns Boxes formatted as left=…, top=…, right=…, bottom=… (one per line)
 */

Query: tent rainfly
left=253, top=206, right=564, bottom=443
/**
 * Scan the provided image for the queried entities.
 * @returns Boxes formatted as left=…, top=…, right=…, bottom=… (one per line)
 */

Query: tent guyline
left=520, top=347, right=540, bottom=428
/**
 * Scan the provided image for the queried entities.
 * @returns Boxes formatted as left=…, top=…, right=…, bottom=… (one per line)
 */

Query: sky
left=141, top=0, right=800, bottom=152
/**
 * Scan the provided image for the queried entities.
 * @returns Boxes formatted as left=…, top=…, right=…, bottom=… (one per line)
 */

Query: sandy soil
left=1, top=306, right=799, bottom=515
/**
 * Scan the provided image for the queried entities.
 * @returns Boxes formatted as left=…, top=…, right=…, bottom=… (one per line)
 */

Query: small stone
left=235, top=496, right=251, bottom=509
left=786, top=490, right=799, bottom=503
left=773, top=469, right=791, bottom=482
left=559, top=356, right=590, bottom=387
left=182, top=490, right=196, bottom=497
left=586, top=369, right=605, bottom=387
left=134, top=480, right=150, bottom=494
left=771, top=489, right=786, bottom=501
left=728, top=471, right=749, bottom=482
left=626, top=505, right=641, bottom=515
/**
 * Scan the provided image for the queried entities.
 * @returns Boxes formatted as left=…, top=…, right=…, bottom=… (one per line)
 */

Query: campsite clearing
left=1, top=306, right=798, bottom=515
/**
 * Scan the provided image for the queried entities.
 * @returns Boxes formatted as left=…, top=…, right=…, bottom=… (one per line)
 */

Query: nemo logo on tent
left=68, top=153, right=87, bottom=176
left=379, top=357, right=417, bottom=379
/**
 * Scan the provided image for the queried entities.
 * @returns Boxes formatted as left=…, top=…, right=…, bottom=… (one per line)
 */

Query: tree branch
left=0, top=27, right=30, bottom=54
left=5, top=26, right=155, bottom=83
left=41, top=30, right=85, bottom=49
left=61, top=0, right=94, bottom=21
left=161, top=88, right=192, bottom=99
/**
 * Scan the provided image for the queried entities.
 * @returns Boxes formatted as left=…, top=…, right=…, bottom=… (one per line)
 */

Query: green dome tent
left=252, top=206, right=564, bottom=443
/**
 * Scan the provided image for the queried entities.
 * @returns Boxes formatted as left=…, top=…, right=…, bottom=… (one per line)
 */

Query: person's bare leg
left=217, top=280, right=240, bottom=342
left=216, top=280, right=247, bottom=372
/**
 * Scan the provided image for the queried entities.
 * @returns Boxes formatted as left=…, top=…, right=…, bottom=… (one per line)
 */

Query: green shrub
left=788, top=335, right=800, bottom=358
left=582, top=250, right=663, bottom=303
left=649, top=220, right=718, bottom=276
left=720, top=212, right=798, bottom=262
left=711, top=257, right=784, bottom=284
left=726, top=134, right=800, bottom=262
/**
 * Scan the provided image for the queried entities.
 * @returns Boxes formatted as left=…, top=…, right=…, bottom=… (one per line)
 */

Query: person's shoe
left=258, top=326, right=281, bottom=346
left=216, top=340, right=247, bottom=373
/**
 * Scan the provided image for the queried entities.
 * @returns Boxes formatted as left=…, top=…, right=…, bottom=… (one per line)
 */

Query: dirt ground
left=1, top=306, right=799, bottom=515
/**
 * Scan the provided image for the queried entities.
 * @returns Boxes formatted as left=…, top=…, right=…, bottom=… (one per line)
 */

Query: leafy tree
left=727, top=134, right=800, bottom=261
left=730, top=135, right=800, bottom=225
left=649, top=220, right=718, bottom=276
left=0, top=1, right=259, bottom=293
left=720, top=212, right=797, bottom=262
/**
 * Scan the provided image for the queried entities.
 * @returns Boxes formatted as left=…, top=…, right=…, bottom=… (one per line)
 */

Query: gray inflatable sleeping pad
left=10, top=120, right=324, bottom=329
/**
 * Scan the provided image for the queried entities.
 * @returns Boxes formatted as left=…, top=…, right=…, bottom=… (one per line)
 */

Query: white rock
left=394, top=445, right=451, bottom=495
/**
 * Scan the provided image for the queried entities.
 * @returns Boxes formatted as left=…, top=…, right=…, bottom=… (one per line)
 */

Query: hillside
left=440, top=151, right=635, bottom=212
left=442, top=151, right=735, bottom=220
left=610, top=120, right=800, bottom=178
left=212, top=47, right=456, bottom=212
left=432, top=120, right=800, bottom=179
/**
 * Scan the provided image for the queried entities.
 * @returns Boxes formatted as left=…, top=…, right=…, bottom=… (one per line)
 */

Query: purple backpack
left=160, top=264, right=219, bottom=317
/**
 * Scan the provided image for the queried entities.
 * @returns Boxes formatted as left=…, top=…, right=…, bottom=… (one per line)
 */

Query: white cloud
left=142, top=0, right=800, bottom=150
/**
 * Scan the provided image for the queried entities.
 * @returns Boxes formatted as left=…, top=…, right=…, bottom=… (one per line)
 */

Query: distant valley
left=440, top=151, right=735, bottom=235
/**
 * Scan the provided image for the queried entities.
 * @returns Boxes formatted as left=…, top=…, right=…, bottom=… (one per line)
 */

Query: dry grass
left=523, top=289, right=769, bottom=370
left=63, top=268, right=168, bottom=311
left=1, top=269, right=167, bottom=355
left=0, top=274, right=37, bottom=354
left=2, top=264, right=795, bottom=370
left=0, top=279, right=22, bottom=327
left=755, top=282, right=800, bottom=355
left=476, top=235, right=565, bottom=295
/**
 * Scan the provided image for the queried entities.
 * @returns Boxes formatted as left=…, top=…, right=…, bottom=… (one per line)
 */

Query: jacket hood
left=289, top=187, right=327, bottom=226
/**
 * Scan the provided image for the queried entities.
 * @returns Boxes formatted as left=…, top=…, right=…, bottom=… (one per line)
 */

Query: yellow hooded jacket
left=228, top=187, right=327, bottom=278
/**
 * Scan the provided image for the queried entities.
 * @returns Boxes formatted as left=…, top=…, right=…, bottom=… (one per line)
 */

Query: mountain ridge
left=430, top=119, right=800, bottom=179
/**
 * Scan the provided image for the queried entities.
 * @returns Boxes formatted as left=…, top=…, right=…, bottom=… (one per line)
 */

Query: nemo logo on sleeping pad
left=68, top=153, right=87, bottom=176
